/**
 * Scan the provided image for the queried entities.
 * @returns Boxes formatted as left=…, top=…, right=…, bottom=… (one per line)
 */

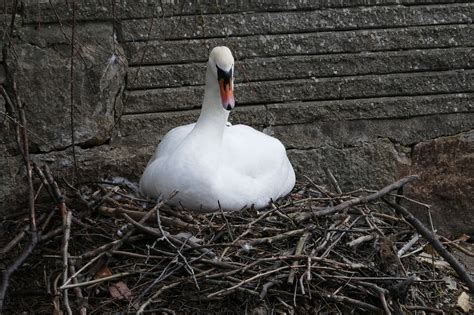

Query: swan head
left=208, top=46, right=235, bottom=111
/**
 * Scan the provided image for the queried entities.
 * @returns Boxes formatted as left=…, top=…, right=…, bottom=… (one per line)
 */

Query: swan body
left=140, top=47, right=295, bottom=211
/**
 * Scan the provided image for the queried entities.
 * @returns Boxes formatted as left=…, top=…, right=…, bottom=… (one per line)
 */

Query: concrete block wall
left=1, top=0, right=473, bottom=234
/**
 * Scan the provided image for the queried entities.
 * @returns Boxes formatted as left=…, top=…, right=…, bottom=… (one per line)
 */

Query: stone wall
left=1, top=0, right=473, bottom=235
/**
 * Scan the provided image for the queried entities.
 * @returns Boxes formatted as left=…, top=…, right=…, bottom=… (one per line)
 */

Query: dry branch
left=296, top=175, right=419, bottom=222
left=385, top=199, right=474, bottom=293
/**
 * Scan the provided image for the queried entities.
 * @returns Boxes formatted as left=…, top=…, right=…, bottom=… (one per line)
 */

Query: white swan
left=140, top=46, right=295, bottom=211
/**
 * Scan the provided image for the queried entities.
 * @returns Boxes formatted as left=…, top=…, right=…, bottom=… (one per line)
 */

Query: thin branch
left=207, top=266, right=289, bottom=298
left=385, top=199, right=474, bottom=293
left=0, top=87, right=38, bottom=311
left=296, top=175, right=419, bottom=222
left=62, top=211, right=73, bottom=315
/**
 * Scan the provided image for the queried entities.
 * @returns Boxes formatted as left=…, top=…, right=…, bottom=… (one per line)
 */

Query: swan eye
left=216, top=65, right=233, bottom=84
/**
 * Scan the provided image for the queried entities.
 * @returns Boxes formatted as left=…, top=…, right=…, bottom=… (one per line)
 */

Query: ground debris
left=2, top=175, right=473, bottom=314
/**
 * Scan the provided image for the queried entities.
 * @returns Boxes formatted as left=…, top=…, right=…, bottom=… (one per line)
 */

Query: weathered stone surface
left=0, top=64, right=5, bottom=84
left=0, top=95, right=26, bottom=213
left=30, top=144, right=152, bottom=183
left=402, top=131, right=474, bottom=236
left=288, top=139, right=406, bottom=190
left=117, top=105, right=267, bottom=145
left=5, top=23, right=127, bottom=152
left=125, top=70, right=474, bottom=113
left=0, top=148, right=24, bottom=214
left=0, top=13, right=10, bottom=62
left=128, top=48, right=474, bottom=89
left=22, top=0, right=158, bottom=23
left=22, top=0, right=473, bottom=24
left=121, top=4, right=474, bottom=41
left=124, top=25, right=473, bottom=65
left=267, top=93, right=474, bottom=125
left=272, top=113, right=474, bottom=150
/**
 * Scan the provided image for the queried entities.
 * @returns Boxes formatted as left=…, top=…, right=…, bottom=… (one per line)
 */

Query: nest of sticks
left=1, top=166, right=473, bottom=314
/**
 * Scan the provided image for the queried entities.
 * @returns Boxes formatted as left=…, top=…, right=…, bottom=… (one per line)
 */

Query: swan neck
left=194, top=66, right=229, bottom=137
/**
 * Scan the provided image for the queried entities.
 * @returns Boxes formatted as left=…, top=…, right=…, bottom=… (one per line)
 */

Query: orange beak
left=219, top=78, right=235, bottom=111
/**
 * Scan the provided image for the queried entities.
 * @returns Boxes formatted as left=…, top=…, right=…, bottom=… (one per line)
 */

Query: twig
left=347, top=234, right=375, bottom=247
left=287, top=232, right=310, bottom=285
left=246, top=226, right=312, bottom=246
left=404, top=305, right=444, bottom=314
left=99, top=205, right=195, bottom=229
left=122, top=213, right=215, bottom=259
left=69, top=261, right=87, bottom=315
left=62, top=253, right=106, bottom=288
left=43, top=165, right=67, bottom=217
left=0, top=225, right=29, bottom=256
left=62, top=211, right=73, bottom=315
left=440, top=236, right=474, bottom=257
left=397, top=233, right=420, bottom=257
left=207, top=266, right=289, bottom=298
left=314, top=292, right=382, bottom=312
left=137, top=280, right=184, bottom=314
left=156, top=207, right=200, bottom=290
left=296, top=175, right=419, bottom=222
left=0, top=233, right=38, bottom=311
left=385, top=199, right=474, bottom=292
left=0, top=84, right=38, bottom=312
left=60, top=272, right=136, bottom=290
left=324, top=167, right=343, bottom=194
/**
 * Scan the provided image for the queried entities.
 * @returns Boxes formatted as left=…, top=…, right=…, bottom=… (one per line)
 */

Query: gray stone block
left=5, top=22, right=127, bottom=152
left=23, top=0, right=471, bottom=24
left=22, top=0, right=160, bottom=23
left=124, top=70, right=474, bottom=113
left=124, top=24, right=473, bottom=65
left=0, top=64, right=5, bottom=84
left=121, top=4, right=474, bottom=41
left=127, top=48, right=474, bottom=89
left=287, top=138, right=403, bottom=189
left=272, top=113, right=474, bottom=149
left=267, top=93, right=474, bottom=125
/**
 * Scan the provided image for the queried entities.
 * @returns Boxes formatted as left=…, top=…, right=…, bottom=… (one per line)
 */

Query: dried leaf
left=109, top=281, right=133, bottom=300
left=456, top=291, right=471, bottom=313
left=95, top=265, right=113, bottom=279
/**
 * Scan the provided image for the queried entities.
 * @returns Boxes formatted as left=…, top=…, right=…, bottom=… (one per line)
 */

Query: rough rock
left=272, top=113, right=474, bottom=149
left=5, top=23, right=127, bottom=152
left=267, top=93, right=474, bottom=125
left=121, top=4, right=473, bottom=41
left=0, top=94, right=26, bottom=210
left=22, top=0, right=471, bottom=24
left=30, top=144, right=152, bottom=184
left=124, top=25, right=472, bottom=65
left=402, top=131, right=474, bottom=236
left=287, top=138, right=407, bottom=190
left=125, top=70, right=473, bottom=113
left=128, top=48, right=473, bottom=89
left=0, top=146, right=24, bottom=213
left=22, top=0, right=159, bottom=23
left=0, top=64, right=5, bottom=84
